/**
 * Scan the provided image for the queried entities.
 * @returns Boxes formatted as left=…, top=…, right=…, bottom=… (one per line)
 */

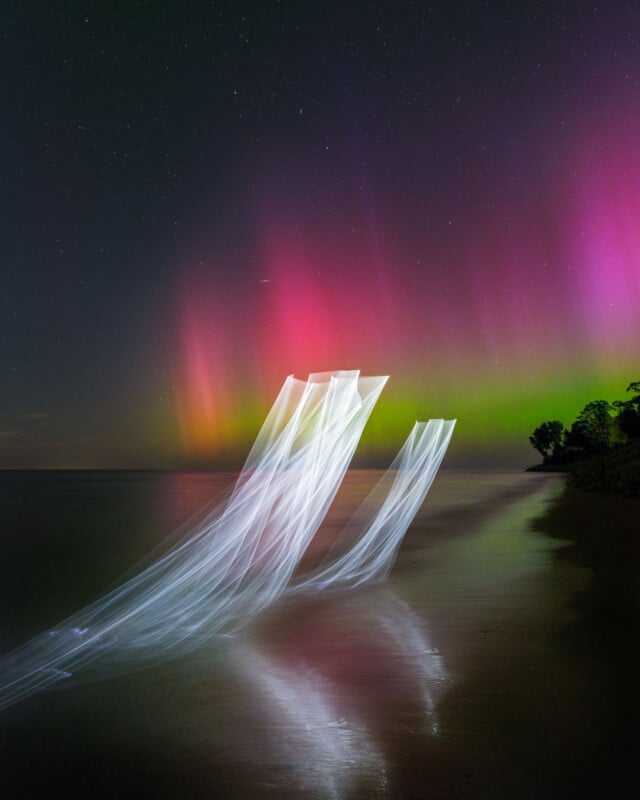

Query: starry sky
left=2, top=1, right=639, bottom=469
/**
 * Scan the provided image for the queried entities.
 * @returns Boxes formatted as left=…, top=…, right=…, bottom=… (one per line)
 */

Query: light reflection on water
left=213, top=588, right=443, bottom=799
left=0, top=470, right=597, bottom=798
left=106, top=584, right=447, bottom=800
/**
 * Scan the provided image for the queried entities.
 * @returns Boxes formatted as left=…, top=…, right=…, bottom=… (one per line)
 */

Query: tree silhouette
left=529, top=380, right=640, bottom=466
left=574, top=400, right=612, bottom=452
left=614, top=381, right=640, bottom=439
left=529, top=420, right=565, bottom=461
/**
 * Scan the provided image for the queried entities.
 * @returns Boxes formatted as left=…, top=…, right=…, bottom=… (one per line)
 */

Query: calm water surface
left=0, top=470, right=635, bottom=798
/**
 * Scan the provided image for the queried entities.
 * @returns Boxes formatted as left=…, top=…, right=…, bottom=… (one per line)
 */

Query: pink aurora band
left=0, top=372, right=454, bottom=710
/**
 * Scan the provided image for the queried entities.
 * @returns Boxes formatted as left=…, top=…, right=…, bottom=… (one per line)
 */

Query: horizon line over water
left=6, top=370, right=634, bottom=471
left=0, top=438, right=540, bottom=472
left=0, top=460, right=542, bottom=476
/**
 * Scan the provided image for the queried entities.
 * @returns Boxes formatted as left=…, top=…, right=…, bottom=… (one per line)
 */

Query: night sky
left=2, top=1, right=640, bottom=469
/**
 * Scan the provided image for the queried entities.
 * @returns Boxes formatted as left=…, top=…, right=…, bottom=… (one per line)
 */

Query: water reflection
left=3, top=471, right=607, bottom=799
left=174, top=586, right=446, bottom=799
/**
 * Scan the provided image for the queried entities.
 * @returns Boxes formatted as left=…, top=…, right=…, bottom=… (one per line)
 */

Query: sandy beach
left=0, top=469, right=637, bottom=798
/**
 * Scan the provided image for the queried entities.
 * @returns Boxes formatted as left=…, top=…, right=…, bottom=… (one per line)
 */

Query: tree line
left=529, top=381, right=640, bottom=464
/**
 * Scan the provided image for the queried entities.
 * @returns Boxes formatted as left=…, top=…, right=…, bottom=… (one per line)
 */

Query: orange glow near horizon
left=175, top=289, right=236, bottom=455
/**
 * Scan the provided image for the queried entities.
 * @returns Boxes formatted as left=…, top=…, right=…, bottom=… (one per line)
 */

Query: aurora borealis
left=2, top=2, right=639, bottom=468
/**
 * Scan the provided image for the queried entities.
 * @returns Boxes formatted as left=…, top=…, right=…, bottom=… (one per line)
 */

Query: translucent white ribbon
left=0, top=372, right=455, bottom=711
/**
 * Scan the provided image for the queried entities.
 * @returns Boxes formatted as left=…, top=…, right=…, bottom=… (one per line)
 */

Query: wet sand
left=0, top=470, right=638, bottom=798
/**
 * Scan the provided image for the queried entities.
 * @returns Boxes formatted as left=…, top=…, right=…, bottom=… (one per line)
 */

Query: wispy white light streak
left=292, top=419, right=455, bottom=593
left=0, top=372, right=454, bottom=711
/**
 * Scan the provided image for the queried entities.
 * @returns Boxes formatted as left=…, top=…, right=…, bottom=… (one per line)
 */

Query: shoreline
left=532, top=482, right=639, bottom=611
left=531, top=483, right=639, bottom=797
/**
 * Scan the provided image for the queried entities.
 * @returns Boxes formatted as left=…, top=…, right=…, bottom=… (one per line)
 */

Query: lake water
left=0, top=469, right=636, bottom=798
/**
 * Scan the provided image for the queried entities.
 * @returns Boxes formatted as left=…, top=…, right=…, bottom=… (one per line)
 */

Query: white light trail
left=0, top=372, right=455, bottom=711
left=292, top=419, right=456, bottom=593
